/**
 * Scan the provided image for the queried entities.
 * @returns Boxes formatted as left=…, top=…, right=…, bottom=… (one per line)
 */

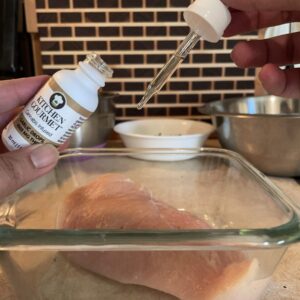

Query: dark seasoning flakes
left=37, top=0, right=257, bottom=120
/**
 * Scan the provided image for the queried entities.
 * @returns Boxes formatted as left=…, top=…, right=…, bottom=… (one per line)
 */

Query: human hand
left=222, top=0, right=300, bottom=98
left=0, top=76, right=59, bottom=199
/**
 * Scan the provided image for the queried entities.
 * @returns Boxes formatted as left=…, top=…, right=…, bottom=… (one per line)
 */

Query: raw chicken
left=61, top=173, right=258, bottom=300
left=0, top=272, right=16, bottom=300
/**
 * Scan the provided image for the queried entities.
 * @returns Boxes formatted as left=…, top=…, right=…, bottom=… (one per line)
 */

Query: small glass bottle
left=2, top=53, right=113, bottom=151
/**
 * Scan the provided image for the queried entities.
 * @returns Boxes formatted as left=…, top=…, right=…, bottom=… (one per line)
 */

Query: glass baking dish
left=0, top=148, right=299, bottom=300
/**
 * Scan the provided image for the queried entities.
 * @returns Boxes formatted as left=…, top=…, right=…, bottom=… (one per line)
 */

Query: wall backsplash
left=36, top=0, right=257, bottom=121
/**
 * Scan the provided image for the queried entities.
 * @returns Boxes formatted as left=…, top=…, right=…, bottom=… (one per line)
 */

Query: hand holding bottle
left=0, top=76, right=59, bottom=199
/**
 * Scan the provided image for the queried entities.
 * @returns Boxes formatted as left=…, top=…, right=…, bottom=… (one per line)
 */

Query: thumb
left=0, top=144, right=59, bottom=199
left=259, top=64, right=300, bottom=99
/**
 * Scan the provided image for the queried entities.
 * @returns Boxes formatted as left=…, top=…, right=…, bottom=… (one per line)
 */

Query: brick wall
left=36, top=0, right=257, bottom=121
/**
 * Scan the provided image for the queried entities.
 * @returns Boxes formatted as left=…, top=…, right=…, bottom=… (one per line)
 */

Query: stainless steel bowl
left=200, top=95, right=300, bottom=177
left=68, top=92, right=117, bottom=148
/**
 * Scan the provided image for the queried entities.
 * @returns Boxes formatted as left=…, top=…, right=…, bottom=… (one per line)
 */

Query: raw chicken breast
left=61, top=174, right=258, bottom=300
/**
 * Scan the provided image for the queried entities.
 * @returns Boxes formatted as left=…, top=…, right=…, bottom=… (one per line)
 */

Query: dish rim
left=199, top=96, right=300, bottom=118
left=113, top=118, right=215, bottom=139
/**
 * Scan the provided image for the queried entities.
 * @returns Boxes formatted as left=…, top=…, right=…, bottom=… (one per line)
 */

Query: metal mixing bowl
left=200, top=95, right=300, bottom=177
left=68, top=92, right=117, bottom=148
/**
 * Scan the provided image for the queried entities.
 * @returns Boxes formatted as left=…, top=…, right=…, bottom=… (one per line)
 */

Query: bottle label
left=12, top=78, right=93, bottom=147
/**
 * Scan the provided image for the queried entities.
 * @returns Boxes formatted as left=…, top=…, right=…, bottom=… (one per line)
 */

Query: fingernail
left=30, top=144, right=59, bottom=169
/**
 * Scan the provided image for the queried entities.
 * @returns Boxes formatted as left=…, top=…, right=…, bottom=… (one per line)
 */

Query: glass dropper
left=137, top=31, right=201, bottom=110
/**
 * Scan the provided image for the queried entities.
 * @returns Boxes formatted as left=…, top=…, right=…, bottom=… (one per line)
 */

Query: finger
left=0, top=111, right=17, bottom=130
left=0, top=108, right=23, bottom=153
left=0, top=107, right=23, bottom=130
left=259, top=64, right=300, bottom=99
left=0, top=144, right=59, bottom=199
left=222, top=0, right=300, bottom=11
left=224, top=10, right=300, bottom=36
left=0, top=76, right=49, bottom=114
left=231, top=32, right=300, bottom=67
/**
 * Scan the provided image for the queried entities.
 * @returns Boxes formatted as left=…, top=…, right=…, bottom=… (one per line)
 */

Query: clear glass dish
left=0, top=148, right=299, bottom=300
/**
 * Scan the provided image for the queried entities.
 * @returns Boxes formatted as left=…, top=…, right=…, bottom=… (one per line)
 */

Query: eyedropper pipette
left=137, top=31, right=201, bottom=110
left=137, top=0, right=231, bottom=110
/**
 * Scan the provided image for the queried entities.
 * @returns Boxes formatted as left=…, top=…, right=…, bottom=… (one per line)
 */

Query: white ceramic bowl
left=114, top=118, right=215, bottom=161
